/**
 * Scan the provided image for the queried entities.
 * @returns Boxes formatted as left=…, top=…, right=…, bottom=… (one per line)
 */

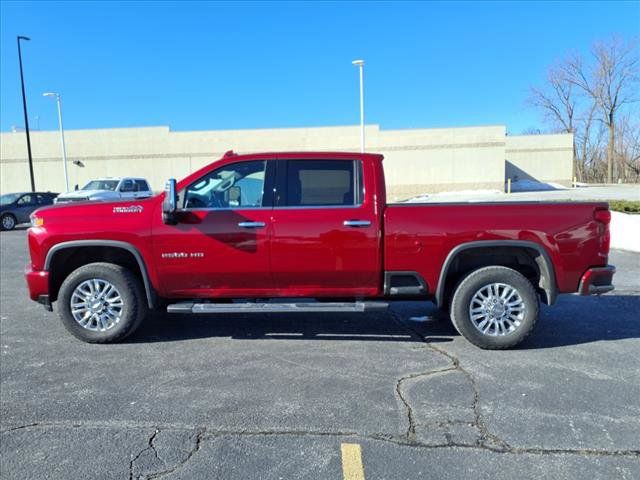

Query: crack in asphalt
left=3, top=311, right=639, bottom=472
left=0, top=421, right=359, bottom=437
left=145, top=429, right=205, bottom=480
left=3, top=422, right=639, bottom=459
left=390, top=310, right=510, bottom=451
left=129, top=428, right=159, bottom=480
left=394, top=366, right=457, bottom=441
left=127, top=427, right=206, bottom=480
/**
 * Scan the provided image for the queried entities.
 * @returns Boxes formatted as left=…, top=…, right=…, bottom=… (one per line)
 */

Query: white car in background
left=55, top=177, right=153, bottom=203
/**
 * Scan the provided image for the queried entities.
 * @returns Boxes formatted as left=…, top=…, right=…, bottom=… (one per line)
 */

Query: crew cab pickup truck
left=25, top=151, right=615, bottom=349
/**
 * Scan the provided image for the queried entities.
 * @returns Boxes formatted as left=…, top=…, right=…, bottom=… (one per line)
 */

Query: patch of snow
left=404, top=194, right=430, bottom=203
left=547, top=182, right=570, bottom=189
left=404, top=189, right=503, bottom=203
left=509, top=179, right=566, bottom=192
left=610, top=211, right=640, bottom=252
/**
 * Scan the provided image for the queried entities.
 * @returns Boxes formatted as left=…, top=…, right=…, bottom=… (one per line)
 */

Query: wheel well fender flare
left=435, top=240, right=558, bottom=308
left=44, top=240, right=156, bottom=308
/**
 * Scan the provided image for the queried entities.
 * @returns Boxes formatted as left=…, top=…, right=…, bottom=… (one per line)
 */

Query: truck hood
left=57, top=189, right=118, bottom=200
left=34, top=195, right=160, bottom=223
left=27, top=196, right=161, bottom=271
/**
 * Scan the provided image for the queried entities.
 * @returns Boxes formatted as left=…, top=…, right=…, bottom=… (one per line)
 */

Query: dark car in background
left=0, top=192, right=59, bottom=231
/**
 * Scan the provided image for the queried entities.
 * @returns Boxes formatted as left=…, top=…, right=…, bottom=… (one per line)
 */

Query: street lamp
left=43, top=92, right=69, bottom=192
left=352, top=59, right=365, bottom=153
left=17, top=35, right=35, bottom=192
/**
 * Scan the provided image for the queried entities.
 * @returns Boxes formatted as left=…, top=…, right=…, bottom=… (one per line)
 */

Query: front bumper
left=578, top=265, right=616, bottom=295
left=25, top=265, right=51, bottom=309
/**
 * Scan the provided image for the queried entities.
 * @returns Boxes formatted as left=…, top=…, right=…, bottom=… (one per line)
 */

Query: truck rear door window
left=283, top=160, right=360, bottom=207
left=134, top=180, right=150, bottom=192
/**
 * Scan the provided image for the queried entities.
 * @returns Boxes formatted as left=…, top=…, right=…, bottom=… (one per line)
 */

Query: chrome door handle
left=238, top=221, right=266, bottom=228
left=343, top=220, right=371, bottom=227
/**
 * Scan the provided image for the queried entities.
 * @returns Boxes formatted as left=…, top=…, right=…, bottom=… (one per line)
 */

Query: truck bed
left=384, top=201, right=609, bottom=296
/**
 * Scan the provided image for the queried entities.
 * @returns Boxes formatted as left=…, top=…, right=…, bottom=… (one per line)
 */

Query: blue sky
left=1, top=1, right=638, bottom=134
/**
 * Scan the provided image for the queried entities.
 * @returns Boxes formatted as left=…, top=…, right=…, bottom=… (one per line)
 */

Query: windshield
left=82, top=180, right=119, bottom=191
left=0, top=193, right=22, bottom=205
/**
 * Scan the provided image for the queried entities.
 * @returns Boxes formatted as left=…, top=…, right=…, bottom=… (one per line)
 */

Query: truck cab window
left=134, top=180, right=150, bottom=192
left=183, top=160, right=266, bottom=209
left=283, top=160, right=360, bottom=207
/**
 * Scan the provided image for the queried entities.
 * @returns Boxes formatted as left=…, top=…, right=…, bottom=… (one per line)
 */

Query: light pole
left=17, top=35, right=35, bottom=192
left=352, top=59, right=365, bottom=153
left=43, top=92, right=69, bottom=192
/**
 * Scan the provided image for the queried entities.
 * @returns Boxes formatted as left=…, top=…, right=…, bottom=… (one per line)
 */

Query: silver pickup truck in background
left=55, top=177, right=153, bottom=203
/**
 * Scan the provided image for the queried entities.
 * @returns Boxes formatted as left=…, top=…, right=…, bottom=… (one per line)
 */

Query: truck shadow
left=128, top=309, right=433, bottom=344
left=127, top=294, right=640, bottom=349
left=404, top=295, right=640, bottom=350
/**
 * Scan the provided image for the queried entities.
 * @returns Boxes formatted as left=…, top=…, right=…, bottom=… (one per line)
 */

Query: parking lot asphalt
left=1, top=229, right=639, bottom=479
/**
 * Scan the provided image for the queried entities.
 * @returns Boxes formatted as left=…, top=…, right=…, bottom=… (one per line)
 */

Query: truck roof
left=222, top=151, right=383, bottom=160
left=90, top=177, right=148, bottom=181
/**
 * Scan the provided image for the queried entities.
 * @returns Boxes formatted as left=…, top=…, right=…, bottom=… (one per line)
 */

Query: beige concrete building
left=0, top=124, right=572, bottom=201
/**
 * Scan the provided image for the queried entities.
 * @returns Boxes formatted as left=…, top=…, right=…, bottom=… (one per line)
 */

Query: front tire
left=1, top=213, right=17, bottom=231
left=450, top=266, right=539, bottom=349
left=57, top=262, right=147, bottom=343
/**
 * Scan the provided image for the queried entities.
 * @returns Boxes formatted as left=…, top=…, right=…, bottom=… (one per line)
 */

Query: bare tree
left=528, top=64, right=578, bottom=177
left=617, top=111, right=640, bottom=182
left=561, top=38, right=639, bottom=183
left=574, top=99, right=599, bottom=181
left=529, top=65, right=576, bottom=133
left=528, top=62, right=602, bottom=182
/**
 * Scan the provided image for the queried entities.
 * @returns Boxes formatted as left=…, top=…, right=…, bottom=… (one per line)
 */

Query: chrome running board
left=167, top=301, right=389, bottom=314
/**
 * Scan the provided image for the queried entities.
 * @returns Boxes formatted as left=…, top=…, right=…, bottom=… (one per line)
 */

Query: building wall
left=0, top=125, right=572, bottom=201
left=505, top=134, right=574, bottom=186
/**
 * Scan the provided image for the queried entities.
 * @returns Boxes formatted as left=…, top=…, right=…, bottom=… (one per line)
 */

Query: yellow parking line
left=341, top=443, right=365, bottom=480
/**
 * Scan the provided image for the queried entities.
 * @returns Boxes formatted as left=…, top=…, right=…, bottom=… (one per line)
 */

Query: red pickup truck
left=25, top=151, right=615, bottom=349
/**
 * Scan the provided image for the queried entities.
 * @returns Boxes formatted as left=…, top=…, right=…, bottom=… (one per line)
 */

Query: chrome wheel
left=469, top=282, right=526, bottom=337
left=70, top=279, right=124, bottom=331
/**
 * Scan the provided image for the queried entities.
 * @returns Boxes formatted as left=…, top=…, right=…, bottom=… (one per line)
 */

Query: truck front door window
left=184, top=161, right=266, bottom=209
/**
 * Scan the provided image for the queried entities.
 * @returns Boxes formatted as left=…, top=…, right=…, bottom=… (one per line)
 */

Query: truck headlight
left=30, top=214, right=44, bottom=227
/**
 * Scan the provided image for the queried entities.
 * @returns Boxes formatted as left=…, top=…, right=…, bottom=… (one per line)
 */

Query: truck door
left=152, top=159, right=276, bottom=298
left=270, top=158, right=381, bottom=297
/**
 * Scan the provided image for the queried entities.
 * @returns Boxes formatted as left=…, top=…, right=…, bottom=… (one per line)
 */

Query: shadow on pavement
left=126, top=294, right=640, bottom=349
left=405, top=295, right=640, bottom=350
left=127, top=308, right=445, bottom=344
left=519, top=294, right=640, bottom=349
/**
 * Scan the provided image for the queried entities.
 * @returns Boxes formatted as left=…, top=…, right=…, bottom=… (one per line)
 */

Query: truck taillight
left=594, top=209, right=611, bottom=225
left=594, top=208, right=611, bottom=255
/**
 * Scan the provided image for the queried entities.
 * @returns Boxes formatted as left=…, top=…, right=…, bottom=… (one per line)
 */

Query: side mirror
left=162, top=179, right=178, bottom=225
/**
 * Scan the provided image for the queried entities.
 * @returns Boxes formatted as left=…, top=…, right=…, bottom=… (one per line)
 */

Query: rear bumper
left=25, top=265, right=50, bottom=305
left=578, top=265, right=616, bottom=295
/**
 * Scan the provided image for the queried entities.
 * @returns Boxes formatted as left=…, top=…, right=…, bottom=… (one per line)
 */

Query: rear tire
left=450, top=266, right=538, bottom=349
left=1, top=213, right=17, bottom=231
left=57, top=262, right=147, bottom=343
